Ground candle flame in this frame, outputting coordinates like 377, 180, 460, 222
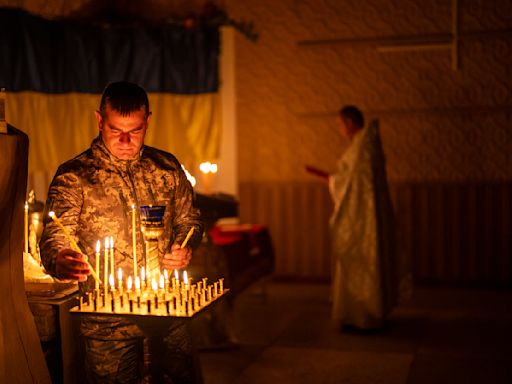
174, 269, 179, 281
96, 240, 101, 253
118, 267, 122, 281
199, 161, 218, 174
105, 237, 109, 248
135, 276, 141, 290
24, 202, 29, 210
183, 270, 188, 285
109, 274, 114, 287
127, 276, 133, 290
164, 269, 169, 280
141, 266, 145, 281
151, 278, 157, 291
159, 274, 165, 289
48, 211, 55, 218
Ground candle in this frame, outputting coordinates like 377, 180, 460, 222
109, 274, 115, 293
104, 237, 109, 296
135, 276, 141, 295
151, 278, 157, 292
110, 236, 115, 279
164, 269, 169, 291
48, 211, 101, 284
127, 276, 133, 291
24, 202, 29, 254
183, 270, 189, 288
95, 240, 100, 290
118, 267, 123, 291
180, 227, 195, 249
131, 204, 137, 277
159, 274, 165, 290
141, 266, 146, 288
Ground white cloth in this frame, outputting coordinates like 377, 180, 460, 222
329, 120, 408, 329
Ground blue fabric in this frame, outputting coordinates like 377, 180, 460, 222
0, 8, 219, 94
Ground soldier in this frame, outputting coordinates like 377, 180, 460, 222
40, 81, 204, 383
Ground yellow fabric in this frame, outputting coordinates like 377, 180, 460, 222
6, 91, 220, 177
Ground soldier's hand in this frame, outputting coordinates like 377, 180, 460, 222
55, 248, 90, 282
162, 244, 192, 270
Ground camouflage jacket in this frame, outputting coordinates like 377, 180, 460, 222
40, 136, 203, 290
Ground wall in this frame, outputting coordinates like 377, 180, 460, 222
228, 0, 512, 285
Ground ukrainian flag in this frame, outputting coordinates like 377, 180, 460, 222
0, 8, 220, 195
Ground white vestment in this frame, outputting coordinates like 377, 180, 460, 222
329, 121, 408, 329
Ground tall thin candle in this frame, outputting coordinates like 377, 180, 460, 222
48, 211, 101, 284
104, 237, 109, 296
110, 236, 115, 279
131, 204, 137, 277
95, 240, 100, 290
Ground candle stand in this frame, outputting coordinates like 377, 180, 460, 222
70, 277, 227, 318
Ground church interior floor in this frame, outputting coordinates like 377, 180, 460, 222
198, 281, 512, 384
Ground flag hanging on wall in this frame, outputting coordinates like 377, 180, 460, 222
0, 8, 220, 192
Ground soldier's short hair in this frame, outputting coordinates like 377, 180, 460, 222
99, 81, 150, 118
339, 105, 364, 128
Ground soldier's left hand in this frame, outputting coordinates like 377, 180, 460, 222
162, 243, 192, 270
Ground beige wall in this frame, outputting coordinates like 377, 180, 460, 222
228, 0, 512, 283
228, 0, 511, 183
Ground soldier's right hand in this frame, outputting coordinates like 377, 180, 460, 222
55, 248, 90, 282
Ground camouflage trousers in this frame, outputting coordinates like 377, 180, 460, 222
80, 316, 203, 384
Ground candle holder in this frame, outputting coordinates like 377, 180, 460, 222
140, 205, 165, 277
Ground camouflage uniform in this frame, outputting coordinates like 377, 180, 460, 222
40, 136, 204, 383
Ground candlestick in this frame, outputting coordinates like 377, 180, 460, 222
24, 202, 29, 254
48, 211, 101, 285
131, 204, 138, 277
95, 240, 100, 290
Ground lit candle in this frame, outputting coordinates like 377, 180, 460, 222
127, 276, 133, 291
95, 240, 100, 290
183, 270, 189, 287
151, 278, 157, 292
24, 202, 29, 254
131, 204, 137, 277
104, 237, 109, 296
159, 274, 165, 290
141, 266, 146, 288
118, 267, 123, 291
47, 211, 101, 286
180, 227, 195, 249
164, 269, 169, 291
110, 236, 115, 279
135, 276, 141, 293
174, 269, 179, 284
109, 274, 115, 293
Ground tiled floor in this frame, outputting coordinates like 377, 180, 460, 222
198, 282, 512, 384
